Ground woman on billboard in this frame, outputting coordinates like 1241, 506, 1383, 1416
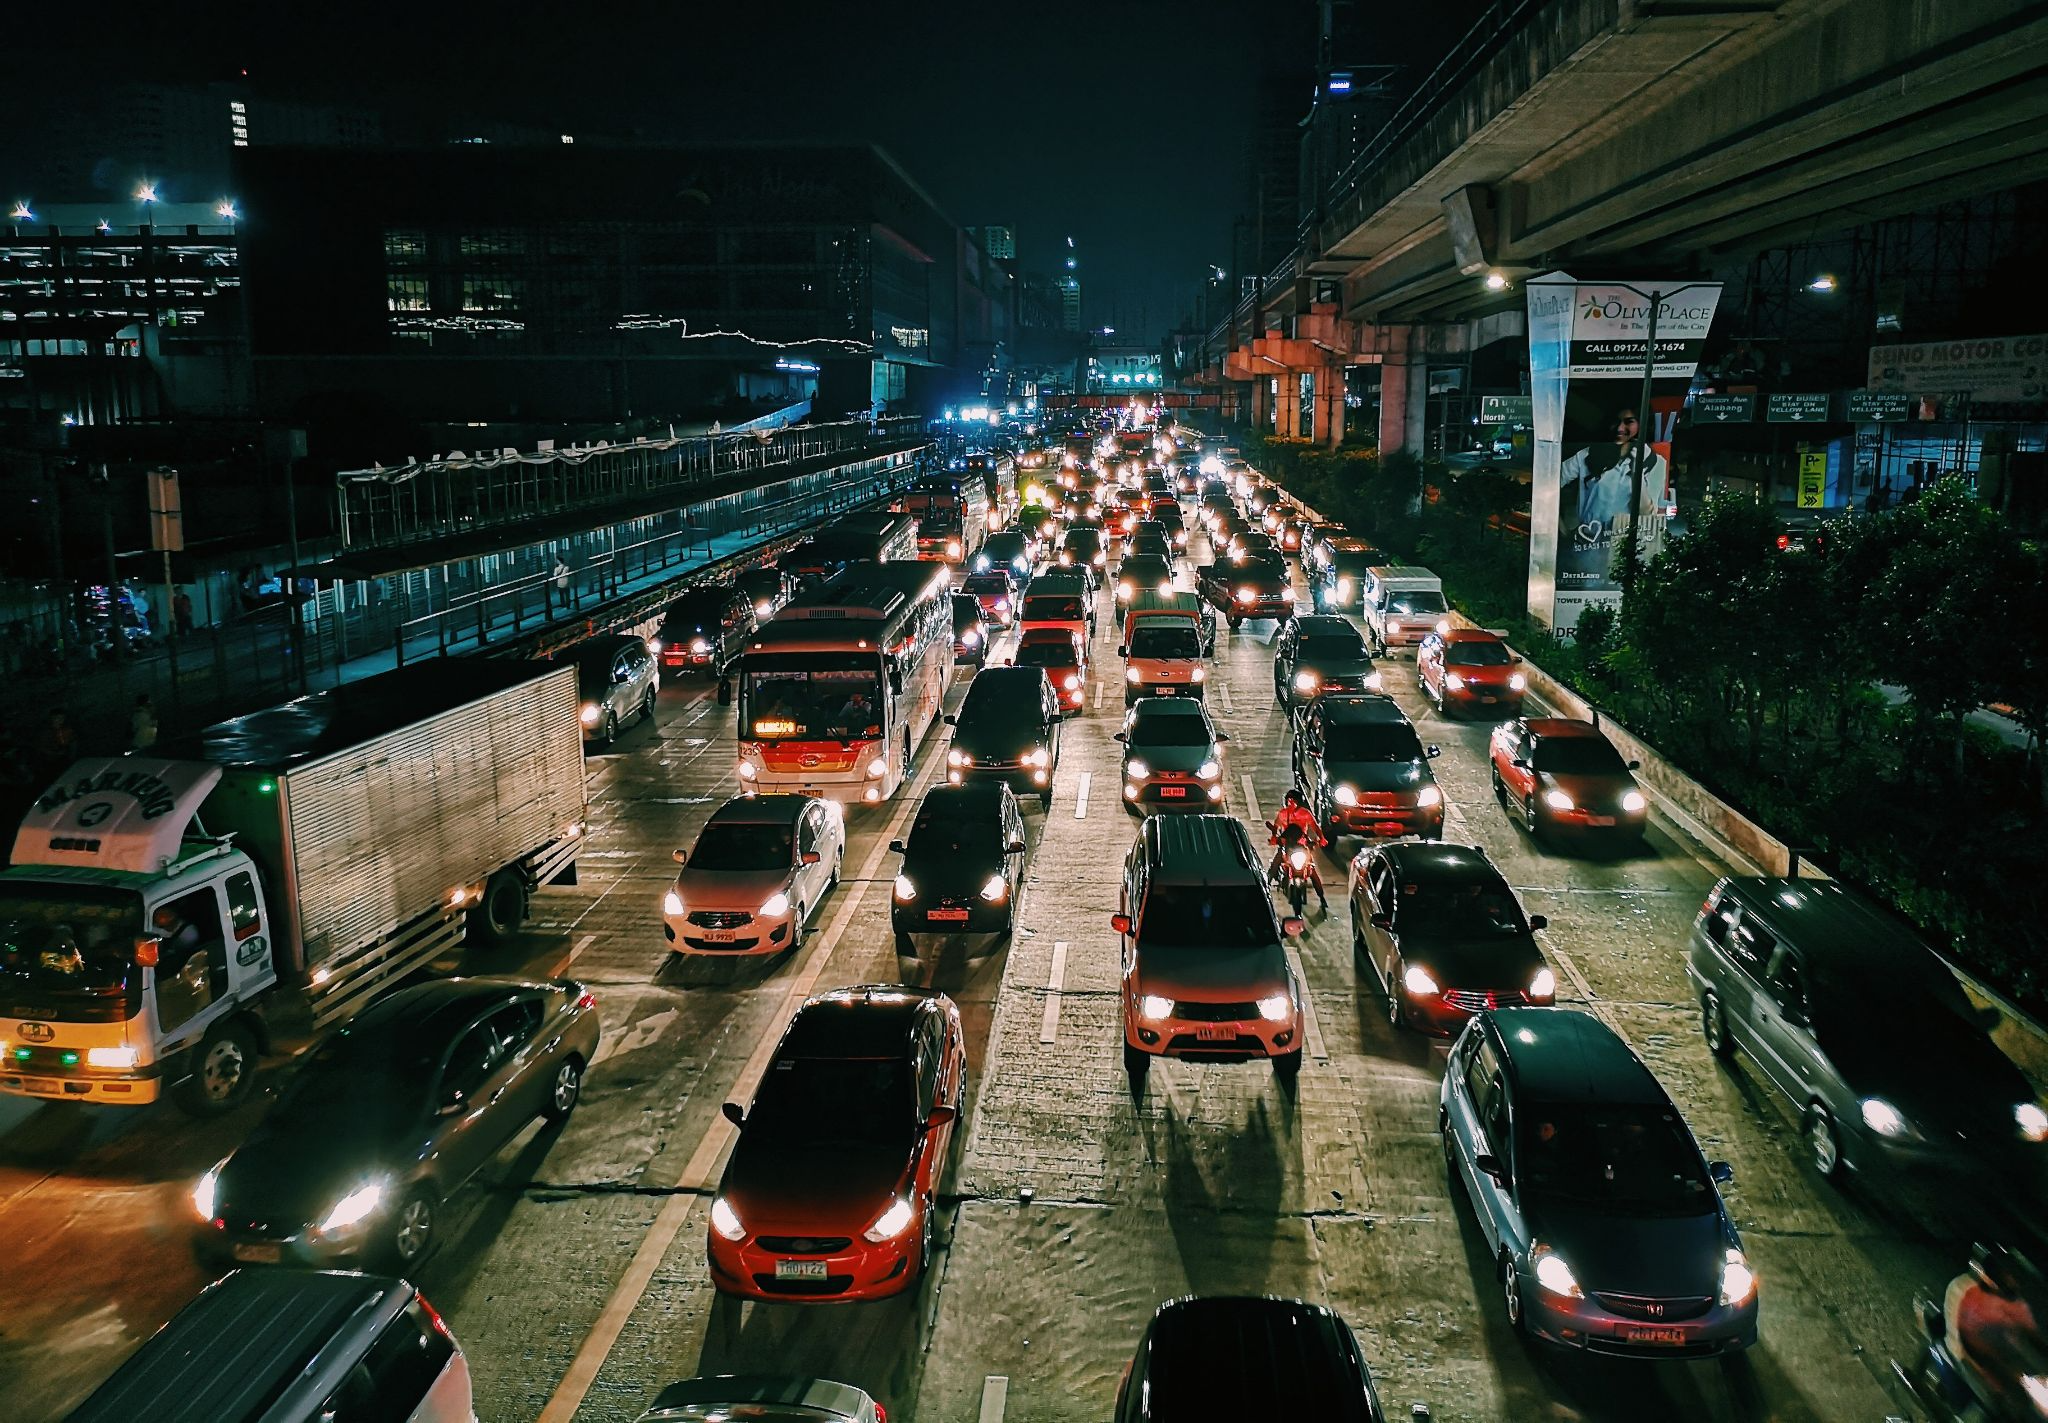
1556, 404, 1667, 591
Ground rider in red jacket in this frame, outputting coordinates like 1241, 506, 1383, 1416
1268, 789, 1328, 909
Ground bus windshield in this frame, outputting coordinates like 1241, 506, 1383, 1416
0, 881, 143, 1018
742, 657, 885, 740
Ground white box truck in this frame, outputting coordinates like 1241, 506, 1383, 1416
0, 660, 587, 1116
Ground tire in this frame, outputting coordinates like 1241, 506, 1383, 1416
786, 905, 806, 957
1123, 1042, 1150, 1081
601, 709, 619, 747
1805, 1103, 1844, 1179
641, 688, 658, 725
1701, 992, 1735, 1060
542, 1056, 584, 1122
387, 1190, 438, 1272
468, 869, 527, 948
827, 847, 843, 891
1386, 961, 1408, 1029
173, 1018, 260, 1116
1491, 766, 1507, 804
1522, 793, 1541, 837
1286, 880, 1307, 918
1040, 789, 1054, 810
1501, 1253, 1528, 1335
1273, 1047, 1303, 1082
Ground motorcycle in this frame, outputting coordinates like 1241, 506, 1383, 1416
1267, 821, 1319, 918
1894, 1244, 2048, 1422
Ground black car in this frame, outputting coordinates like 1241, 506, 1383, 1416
735, 566, 796, 622
1272, 614, 1381, 707
193, 978, 600, 1272
659, 586, 755, 676
1350, 841, 1554, 1035
1115, 553, 1176, 605
945, 665, 1063, 807
1115, 1296, 1386, 1422
890, 783, 1029, 950
1293, 695, 1444, 842
951, 593, 990, 667
1059, 525, 1108, 573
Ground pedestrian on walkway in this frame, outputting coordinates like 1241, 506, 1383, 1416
173, 589, 195, 638
131, 694, 159, 751
551, 555, 572, 613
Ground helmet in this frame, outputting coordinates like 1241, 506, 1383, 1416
1284, 789, 1304, 807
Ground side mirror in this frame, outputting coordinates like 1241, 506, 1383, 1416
1709, 1160, 1734, 1184
1511, 757, 1530, 770
889, 838, 906, 854
943, 714, 956, 726
1512, 655, 1523, 665
926, 1104, 958, 1130
1528, 914, 1548, 931
1370, 912, 1392, 930
1976, 1003, 2005, 1033
1282, 916, 1307, 937
438, 1091, 467, 1117
1426, 745, 1441, 759
1474, 1153, 1507, 1185
721, 1101, 746, 1129
1216, 731, 1230, 743
1007, 840, 1027, 856
801, 849, 821, 866
1110, 912, 1133, 935
1116, 644, 1128, 656
1627, 759, 1642, 771
1112, 731, 1126, 743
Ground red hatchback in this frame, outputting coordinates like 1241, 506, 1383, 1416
1489, 718, 1648, 844
1417, 628, 1527, 717
708, 987, 966, 1303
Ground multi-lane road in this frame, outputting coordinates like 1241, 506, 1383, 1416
0, 527, 1972, 1421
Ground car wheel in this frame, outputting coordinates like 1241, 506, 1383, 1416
1501, 1253, 1528, 1335
1441, 1116, 1460, 1184
542, 1056, 584, 1122
1122, 1042, 1149, 1081
1491, 765, 1507, 803
827, 847, 843, 891
1041, 788, 1054, 810
786, 906, 806, 956
467, 868, 528, 948
1385, 960, 1407, 1028
601, 709, 619, 747
173, 1018, 260, 1116
641, 688, 658, 725
1805, 1103, 1844, 1179
1522, 793, 1541, 836
1701, 992, 1735, 1060
389, 1190, 438, 1272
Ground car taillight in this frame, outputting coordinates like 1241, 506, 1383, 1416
576, 990, 597, 1011
874, 1406, 887, 1423
416, 1292, 455, 1341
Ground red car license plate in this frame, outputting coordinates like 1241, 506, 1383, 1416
774, 1259, 829, 1280
1158, 785, 1186, 798
928, 907, 970, 923
1195, 1024, 1233, 1041
1623, 1325, 1684, 1346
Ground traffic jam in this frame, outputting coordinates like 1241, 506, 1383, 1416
3, 418, 2044, 1422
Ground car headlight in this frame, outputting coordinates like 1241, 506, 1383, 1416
1138, 994, 1174, 1021
580, 704, 602, 726
755, 600, 774, 617
1197, 759, 1220, 780
1293, 671, 1318, 693
1126, 666, 1143, 683
979, 874, 1008, 902
1532, 1245, 1583, 1298
1257, 993, 1291, 1023
1333, 784, 1358, 807
1509, 673, 1527, 691
1444, 672, 1466, 691
86, 1044, 138, 1069
758, 891, 790, 918
894, 874, 916, 901
1125, 758, 1150, 779
710, 1196, 747, 1241
1860, 1097, 1914, 1138
2017, 1102, 2048, 1142
1026, 746, 1050, 768
192, 1165, 221, 1221
1117, 581, 1134, 600
1094, 552, 1106, 566
1529, 967, 1557, 999
1236, 588, 1254, 603
1719, 1247, 1757, 1307
947, 749, 968, 768
1621, 790, 1647, 814
1402, 963, 1440, 996
1543, 788, 1575, 811
1063, 674, 1080, 691
947, 540, 962, 558
1336, 578, 1352, 599
961, 629, 980, 647
863, 1196, 917, 1243
1415, 785, 1443, 808
1435, 619, 1450, 634
317, 1181, 385, 1235
867, 756, 889, 778
663, 889, 684, 916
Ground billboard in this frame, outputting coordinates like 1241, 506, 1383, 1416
1866, 334, 2048, 402
1526, 275, 1721, 637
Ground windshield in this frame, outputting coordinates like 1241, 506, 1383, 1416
273, 1035, 421, 1135
1129, 715, 1213, 748
1387, 590, 1447, 615
748, 1057, 913, 1145
1064, 531, 1102, 554
1137, 885, 1277, 949
1122, 558, 1170, 580
907, 808, 1001, 856
1300, 634, 1366, 662
1399, 882, 1527, 937
1017, 642, 1078, 669
0, 882, 143, 1009
1128, 624, 1201, 659
688, 824, 794, 872
1445, 642, 1512, 667
1325, 723, 1423, 761
964, 576, 1010, 596
1332, 554, 1377, 575
1534, 738, 1629, 776
1023, 596, 1084, 622
742, 658, 884, 741
1517, 1102, 1717, 1216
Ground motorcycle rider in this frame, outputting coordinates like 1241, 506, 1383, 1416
1943, 1242, 2048, 1421
1267, 788, 1329, 909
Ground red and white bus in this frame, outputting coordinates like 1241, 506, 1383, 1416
736, 562, 951, 804
900, 475, 991, 564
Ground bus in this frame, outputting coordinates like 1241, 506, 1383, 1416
902, 475, 991, 564
736, 561, 952, 804
782, 512, 919, 585
961, 451, 1018, 526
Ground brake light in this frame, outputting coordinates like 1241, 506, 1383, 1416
1776, 534, 1791, 551
416, 1292, 455, 1341
575, 990, 597, 1011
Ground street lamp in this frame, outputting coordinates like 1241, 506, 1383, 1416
135, 182, 158, 205
1484, 272, 1509, 291
9, 200, 31, 222
216, 200, 239, 222
1806, 274, 1837, 292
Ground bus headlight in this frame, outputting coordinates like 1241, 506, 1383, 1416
867, 756, 890, 778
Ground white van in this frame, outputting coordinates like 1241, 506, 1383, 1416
1360, 565, 1448, 654
68, 1270, 473, 1423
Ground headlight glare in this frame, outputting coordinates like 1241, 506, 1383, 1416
1257, 993, 1291, 1023
1861, 1097, 1911, 1137
1533, 1246, 1583, 1298
193, 1166, 220, 1221
1138, 994, 1173, 1021
2017, 1101, 2048, 1142
1509, 673, 1527, 691
710, 1196, 747, 1241
1402, 963, 1440, 996
1197, 759, 1220, 780
1333, 784, 1358, 807
1124, 758, 1149, 780
1622, 790, 1647, 814
863, 1197, 916, 1243
1543, 788, 1575, 811
893, 874, 916, 901
1126, 666, 1142, 683
758, 891, 790, 918
1444, 672, 1466, 691
1529, 967, 1557, 999
979, 874, 1008, 902
1416, 785, 1442, 808
867, 756, 890, 778
1293, 671, 1318, 692
663, 889, 684, 916
1720, 1248, 1757, 1306
318, 1181, 385, 1235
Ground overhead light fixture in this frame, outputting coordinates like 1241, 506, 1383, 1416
1807, 275, 1837, 292
1485, 272, 1509, 292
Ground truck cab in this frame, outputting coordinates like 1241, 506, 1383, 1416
0, 760, 277, 1114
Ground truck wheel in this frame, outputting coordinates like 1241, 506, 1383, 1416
468, 869, 528, 948
174, 1019, 260, 1116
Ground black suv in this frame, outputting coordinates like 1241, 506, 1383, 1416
1272, 614, 1381, 708
1116, 1296, 1385, 1422
1292, 695, 1443, 843
889, 783, 1029, 952
658, 585, 755, 676
944, 666, 1063, 808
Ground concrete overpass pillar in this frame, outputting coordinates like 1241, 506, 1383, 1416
1251, 375, 1271, 433
1276, 374, 1300, 439
1319, 366, 1346, 448
1378, 352, 1427, 456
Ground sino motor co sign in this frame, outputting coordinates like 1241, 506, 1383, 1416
1866, 334, 2048, 403
1565, 284, 1723, 379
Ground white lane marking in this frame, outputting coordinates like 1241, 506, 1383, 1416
1074, 770, 1092, 819
1287, 947, 1329, 1060
1239, 774, 1262, 825
591, 1006, 675, 1067
537, 750, 943, 1423
1094, 677, 1106, 710
979, 1375, 1010, 1423
1540, 931, 1600, 1008
1216, 680, 1235, 713
549, 932, 598, 977
1040, 941, 1069, 1044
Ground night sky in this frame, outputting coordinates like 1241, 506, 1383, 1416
4, 0, 1486, 341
